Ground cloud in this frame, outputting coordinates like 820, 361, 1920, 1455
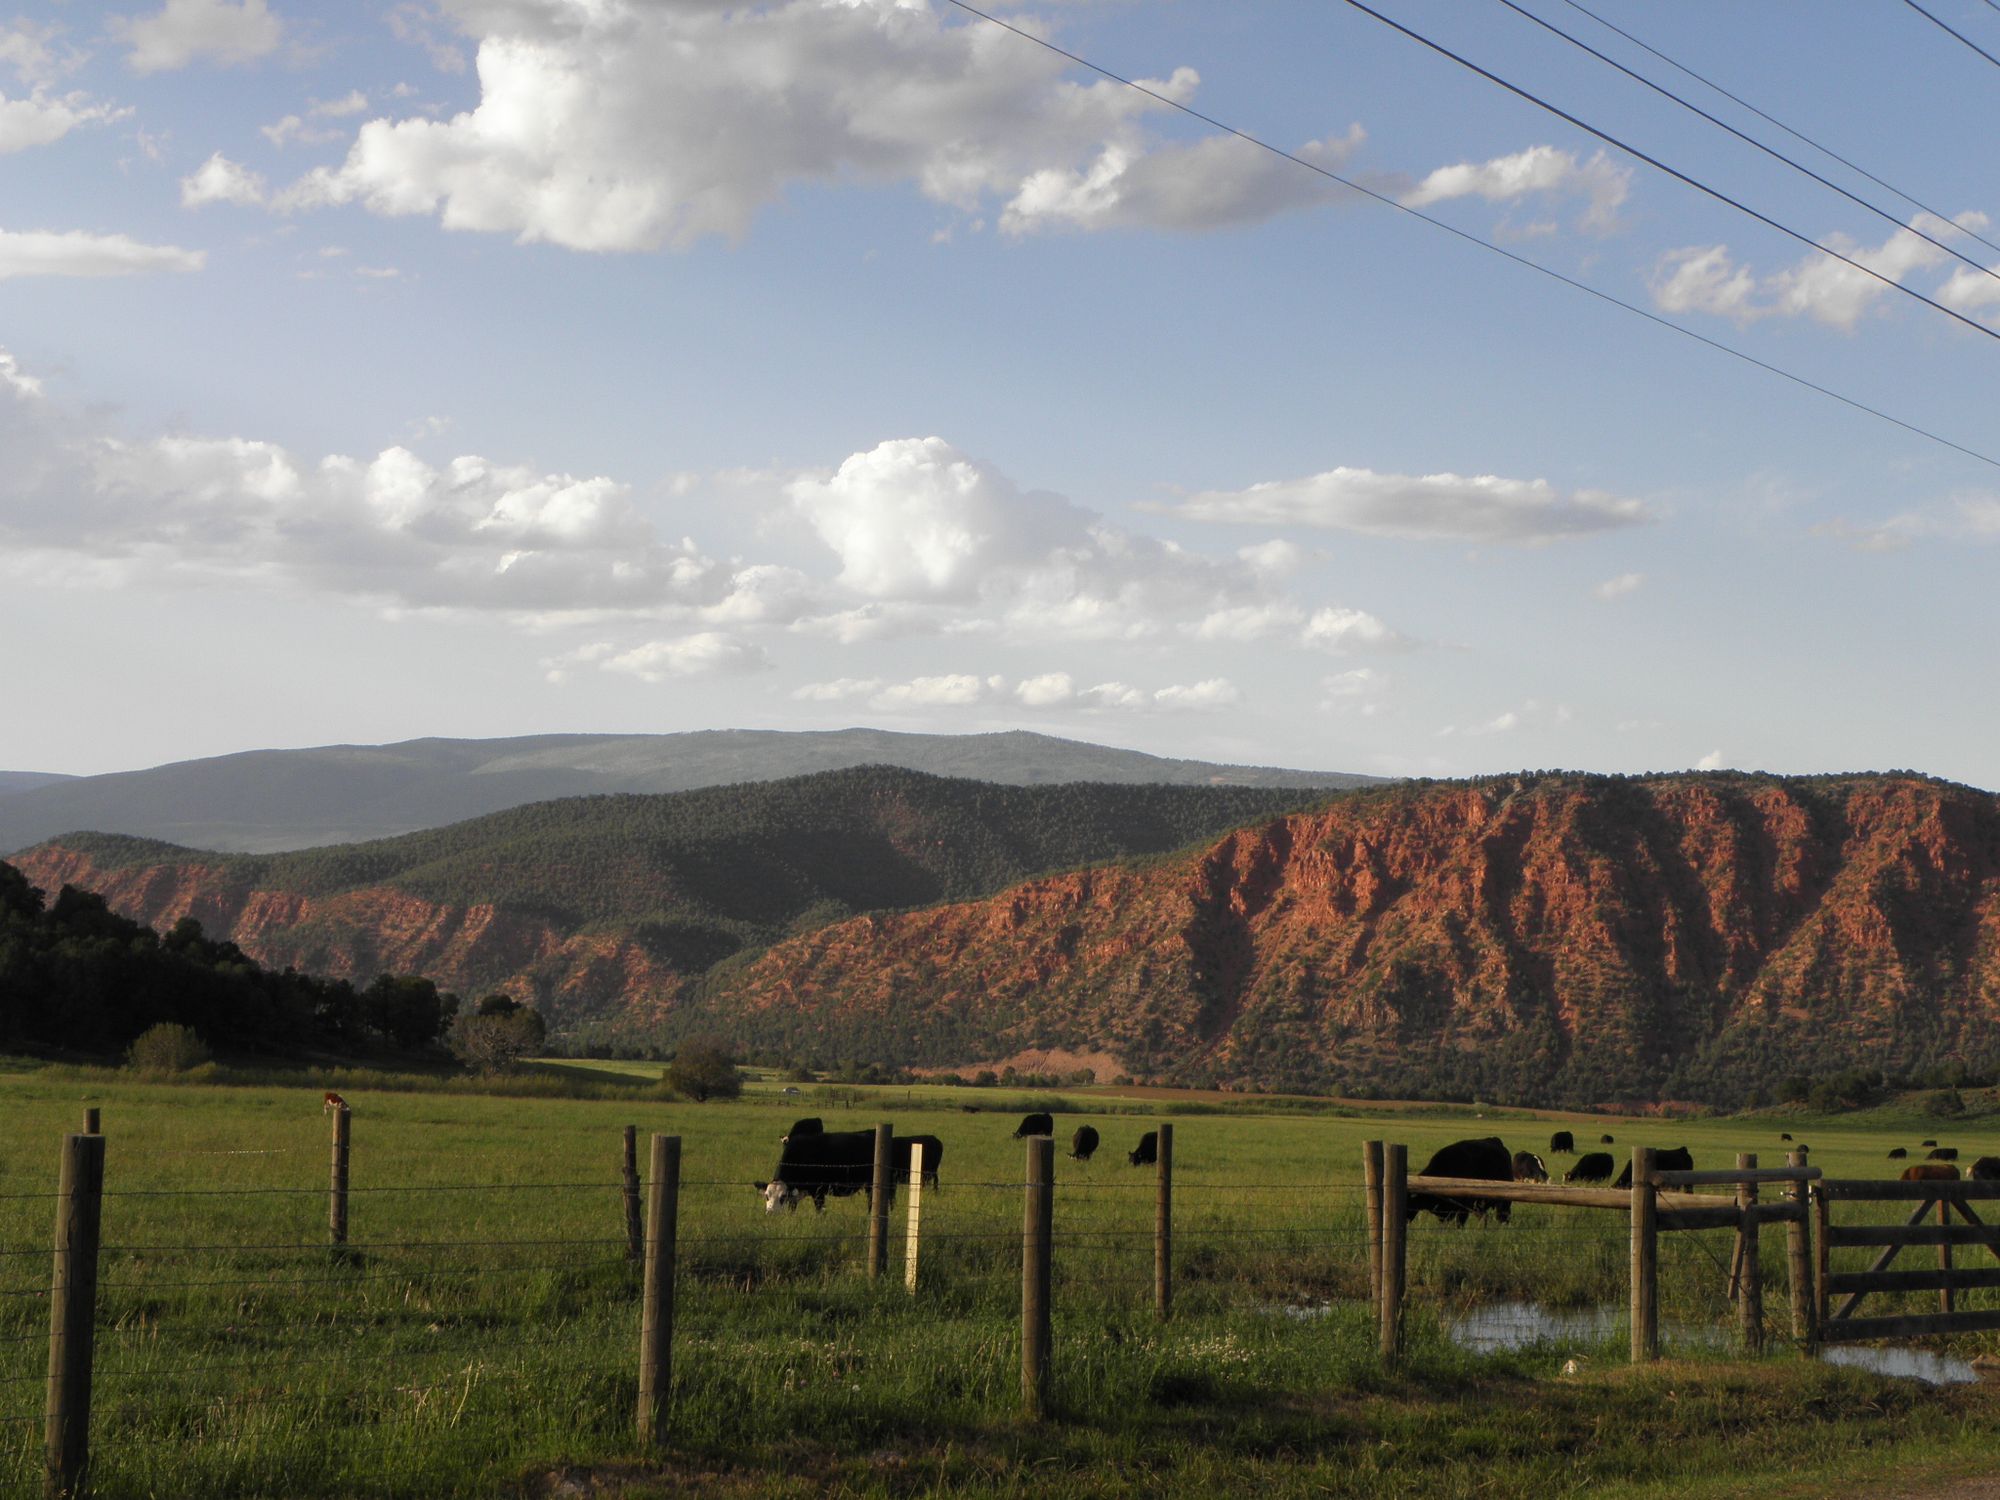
180, 151, 266, 207
1812, 494, 2000, 552
1302, 606, 1409, 653
1400, 144, 1629, 231
1592, 571, 1643, 600
601, 633, 773, 681
1695, 750, 1724, 771
116, 0, 282, 73
0, 89, 127, 155
1163, 464, 1649, 543
263, 92, 372, 148
1652, 214, 1975, 330
284, 1, 1356, 250
0, 229, 204, 279
1320, 666, 1388, 716
791, 670, 1244, 713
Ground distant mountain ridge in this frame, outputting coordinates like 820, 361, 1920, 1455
0, 729, 1378, 854
0, 772, 76, 798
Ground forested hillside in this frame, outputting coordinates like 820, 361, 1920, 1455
15, 768, 1331, 1030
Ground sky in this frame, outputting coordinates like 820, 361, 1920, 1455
0, 0, 1995, 787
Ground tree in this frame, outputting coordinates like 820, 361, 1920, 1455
447, 1001, 547, 1075
126, 1022, 211, 1074
668, 1039, 742, 1102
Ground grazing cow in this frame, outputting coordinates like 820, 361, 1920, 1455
1923, 1140, 1939, 1148
1408, 1137, 1516, 1225
322, 1090, 347, 1114
783, 1117, 823, 1141
757, 1130, 942, 1212
1069, 1125, 1100, 1162
1512, 1151, 1549, 1183
1780, 1133, 1793, 1142
1567, 1152, 1615, 1184
1902, 1163, 1960, 1183
1970, 1157, 2000, 1181
1928, 1147, 1960, 1162
1600, 1134, 1616, 1145
1888, 1147, 1908, 1160
1013, 1112, 1055, 1139
1549, 1131, 1575, 1155
1129, 1130, 1159, 1167
1614, 1147, 1695, 1189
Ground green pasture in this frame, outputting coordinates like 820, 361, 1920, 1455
0, 1068, 1997, 1497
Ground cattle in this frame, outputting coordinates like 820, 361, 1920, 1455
322, 1090, 347, 1114
1512, 1151, 1548, 1183
1614, 1147, 1694, 1189
1923, 1140, 1939, 1148
757, 1129, 943, 1212
783, 1117, 823, 1141
1129, 1130, 1159, 1167
1566, 1152, 1615, 1184
1549, 1131, 1574, 1155
1929, 1147, 1960, 1161
1069, 1125, 1100, 1162
1970, 1157, 2000, 1181
1902, 1163, 1960, 1183
1888, 1147, 1908, 1160
1780, 1133, 1793, 1142
1014, 1112, 1055, 1139
1600, 1134, 1616, 1145
1408, 1137, 1515, 1225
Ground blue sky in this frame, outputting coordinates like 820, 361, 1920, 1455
1, 0, 1995, 786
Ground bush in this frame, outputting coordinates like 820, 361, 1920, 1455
1924, 1088, 1967, 1118
668, 1040, 742, 1102
447, 1003, 547, 1075
126, 1023, 212, 1074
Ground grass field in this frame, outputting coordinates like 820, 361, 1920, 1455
2, 1065, 1998, 1497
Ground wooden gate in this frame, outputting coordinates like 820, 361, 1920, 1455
1816, 1177, 2000, 1342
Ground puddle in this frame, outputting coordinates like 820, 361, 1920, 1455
1820, 1345, 1978, 1385
1448, 1299, 1726, 1355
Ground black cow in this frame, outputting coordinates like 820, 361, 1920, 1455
1129, 1130, 1159, 1167
757, 1130, 942, 1212
1512, 1151, 1548, 1183
1780, 1133, 1793, 1142
1069, 1125, 1100, 1162
1614, 1147, 1694, 1189
1970, 1157, 2000, 1181
1014, 1112, 1055, 1139
783, 1117, 823, 1141
1888, 1147, 1908, 1160
1408, 1137, 1515, 1225
1549, 1131, 1575, 1155
1923, 1140, 1939, 1148
1600, 1134, 1616, 1145
1928, 1147, 1960, 1162
898, 1134, 944, 1190
1567, 1152, 1615, 1184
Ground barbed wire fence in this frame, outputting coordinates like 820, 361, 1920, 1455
1, 1113, 1839, 1498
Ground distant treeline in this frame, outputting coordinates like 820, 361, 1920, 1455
0, 862, 454, 1062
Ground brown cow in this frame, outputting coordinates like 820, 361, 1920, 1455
1901, 1163, 1960, 1182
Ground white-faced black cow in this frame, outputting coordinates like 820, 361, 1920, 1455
1970, 1156, 2000, 1180
1014, 1112, 1054, 1139
1070, 1126, 1100, 1162
758, 1130, 944, 1212
1409, 1137, 1516, 1225
1512, 1151, 1548, 1183
1129, 1130, 1158, 1167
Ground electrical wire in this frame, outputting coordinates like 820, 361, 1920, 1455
1336, 0, 2000, 343
1902, 0, 2000, 70
936, 0, 2000, 471
1496, 0, 2000, 283
1556, 0, 2000, 261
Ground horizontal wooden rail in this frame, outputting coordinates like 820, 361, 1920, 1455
1406, 1175, 1716, 1213
1653, 1167, 1821, 1187
1822, 1308, 2000, 1343
1829, 1222, 2000, 1248
1827, 1266, 2000, 1295
1658, 1201, 1804, 1233
1821, 1179, 2000, 1201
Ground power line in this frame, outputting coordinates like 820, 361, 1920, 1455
1496, 0, 2000, 285
1902, 0, 2000, 70
1555, 0, 2000, 263
1337, 0, 2000, 344
936, 0, 2000, 472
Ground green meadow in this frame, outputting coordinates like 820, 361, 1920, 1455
2, 1064, 1998, 1498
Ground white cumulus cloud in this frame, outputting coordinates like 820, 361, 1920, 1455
0, 88, 126, 155
116, 0, 283, 74
181, 151, 266, 207
0, 229, 204, 279
1592, 571, 1644, 600
1401, 144, 1629, 231
602, 633, 772, 681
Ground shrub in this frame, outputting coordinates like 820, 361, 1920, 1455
668, 1040, 742, 1102
126, 1023, 212, 1074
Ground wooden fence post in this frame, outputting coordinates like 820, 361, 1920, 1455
1737, 1153, 1763, 1355
636, 1133, 680, 1449
621, 1125, 644, 1263
904, 1142, 924, 1294
80, 1109, 98, 1136
1630, 1146, 1657, 1363
1022, 1135, 1053, 1419
1379, 1144, 1407, 1367
1363, 1140, 1384, 1307
1787, 1147, 1814, 1349
1155, 1123, 1173, 1322
44, 1132, 104, 1500
327, 1104, 350, 1254
867, 1123, 893, 1282
1939, 1196, 1955, 1316
1812, 1182, 1831, 1333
